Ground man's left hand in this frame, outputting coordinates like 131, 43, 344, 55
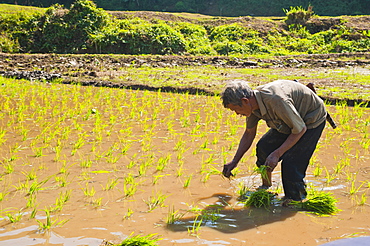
265, 151, 279, 171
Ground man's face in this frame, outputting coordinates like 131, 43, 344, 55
227, 98, 252, 117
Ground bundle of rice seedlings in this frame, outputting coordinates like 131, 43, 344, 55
244, 189, 276, 209
117, 233, 161, 246
288, 191, 340, 215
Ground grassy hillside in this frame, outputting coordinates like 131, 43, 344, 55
1, 2, 370, 55
0, 3, 45, 15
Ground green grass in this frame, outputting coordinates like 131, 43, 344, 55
105, 65, 370, 100
0, 4, 45, 16
116, 233, 161, 246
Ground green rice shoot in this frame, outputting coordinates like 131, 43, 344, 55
288, 191, 340, 215
117, 233, 161, 246
244, 189, 276, 209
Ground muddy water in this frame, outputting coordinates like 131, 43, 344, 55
0, 80, 369, 245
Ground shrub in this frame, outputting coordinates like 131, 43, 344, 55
173, 22, 215, 55
284, 6, 314, 25
120, 21, 187, 55
0, 32, 19, 52
209, 23, 259, 42
29, 0, 111, 53
212, 41, 245, 55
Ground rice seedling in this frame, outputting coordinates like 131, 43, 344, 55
355, 192, 367, 206
324, 167, 336, 184
4, 211, 23, 223
71, 136, 85, 156
288, 191, 340, 215
91, 197, 104, 208
123, 208, 134, 220
123, 183, 137, 198
188, 215, 203, 237
176, 164, 184, 177
153, 174, 169, 185
26, 177, 50, 196
83, 184, 96, 197
103, 178, 119, 191
37, 209, 68, 231
156, 154, 171, 172
244, 189, 276, 209
32, 146, 46, 158
55, 173, 70, 187
183, 175, 192, 188
30, 208, 37, 219
348, 178, 364, 196
313, 165, 323, 177
26, 194, 37, 208
117, 233, 162, 246
3, 161, 14, 174
80, 159, 92, 168
51, 190, 71, 212
166, 206, 186, 224
144, 192, 168, 212
0, 129, 7, 146
0, 192, 8, 202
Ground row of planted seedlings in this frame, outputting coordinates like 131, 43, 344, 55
0, 77, 251, 236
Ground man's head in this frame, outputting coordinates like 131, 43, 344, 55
221, 80, 255, 117
221, 80, 254, 107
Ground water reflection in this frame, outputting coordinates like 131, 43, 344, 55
0, 225, 103, 246
167, 193, 297, 233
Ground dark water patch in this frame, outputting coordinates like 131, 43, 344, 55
166, 193, 297, 234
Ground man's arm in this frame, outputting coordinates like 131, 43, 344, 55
222, 124, 257, 177
264, 125, 307, 171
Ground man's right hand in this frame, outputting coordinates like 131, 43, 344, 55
222, 161, 238, 178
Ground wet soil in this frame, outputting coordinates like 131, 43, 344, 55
0, 79, 369, 246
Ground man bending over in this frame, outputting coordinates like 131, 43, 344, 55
221, 80, 327, 202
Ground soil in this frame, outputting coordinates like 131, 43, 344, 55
0, 72, 369, 246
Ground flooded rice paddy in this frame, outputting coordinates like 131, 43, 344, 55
0, 79, 369, 245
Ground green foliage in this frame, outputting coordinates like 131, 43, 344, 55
210, 23, 267, 55
0, 32, 19, 52
244, 189, 276, 209
0, 4, 45, 16
122, 21, 187, 55
1, 1, 370, 55
2, 1, 370, 17
284, 6, 314, 25
29, 0, 111, 53
210, 23, 258, 42
173, 22, 215, 55
117, 233, 161, 246
289, 191, 340, 215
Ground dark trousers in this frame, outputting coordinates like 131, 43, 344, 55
256, 121, 325, 200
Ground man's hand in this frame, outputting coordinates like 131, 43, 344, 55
222, 161, 238, 178
264, 151, 279, 171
